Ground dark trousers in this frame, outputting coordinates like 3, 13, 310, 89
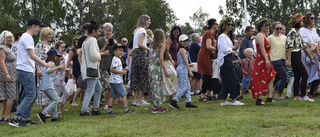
201, 74, 212, 94
211, 78, 221, 94
272, 59, 287, 94
219, 54, 240, 99
309, 80, 320, 95
291, 51, 308, 97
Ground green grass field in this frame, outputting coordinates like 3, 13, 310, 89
1, 94, 320, 137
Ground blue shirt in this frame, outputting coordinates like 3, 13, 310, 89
189, 42, 200, 62
40, 64, 56, 91
306, 55, 320, 83
239, 35, 253, 60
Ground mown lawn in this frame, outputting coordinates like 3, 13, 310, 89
1, 94, 320, 137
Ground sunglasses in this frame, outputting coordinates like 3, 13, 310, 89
276, 28, 282, 31
310, 17, 315, 20
264, 24, 270, 27
122, 41, 127, 42
227, 23, 233, 26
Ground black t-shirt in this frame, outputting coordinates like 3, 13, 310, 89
77, 36, 87, 49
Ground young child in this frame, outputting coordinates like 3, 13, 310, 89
306, 42, 320, 97
37, 48, 64, 123
161, 46, 178, 102
106, 43, 136, 114
54, 41, 69, 113
149, 29, 170, 113
285, 66, 294, 99
239, 48, 255, 99
169, 34, 197, 109
211, 52, 221, 101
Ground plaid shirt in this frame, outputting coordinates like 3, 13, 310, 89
286, 28, 307, 52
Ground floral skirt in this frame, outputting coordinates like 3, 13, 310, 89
130, 48, 150, 93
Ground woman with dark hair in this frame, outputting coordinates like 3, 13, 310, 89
251, 18, 276, 105
166, 26, 181, 67
300, 12, 320, 44
216, 16, 243, 106
286, 13, 315, 101
79, 19, 102, 116
197, 18, 218, 102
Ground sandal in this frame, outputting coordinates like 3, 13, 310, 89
206, 96, 213, 101
256, 99, 265, 105
199, 96, 207, 102
266, 98, 275, 103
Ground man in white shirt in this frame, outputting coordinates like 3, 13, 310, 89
9, 18, 54, 127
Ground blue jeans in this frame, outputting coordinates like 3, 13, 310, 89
81, 78, 102, 112
14, 70, 36, 121
272, 59, 287, 94
110, 83, 127, 98
41, 89, 59, 119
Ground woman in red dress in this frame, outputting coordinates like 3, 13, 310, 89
251, 18, 276, 105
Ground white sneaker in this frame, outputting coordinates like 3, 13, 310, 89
230, 100, 245, 106
301, 96, 314, 102
141, 100, 151, 106
103, 105, 108, 110
220, 101, 231, 106
131, 100, 137, 106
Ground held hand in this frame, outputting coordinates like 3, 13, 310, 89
189, 63, 194, 67
123, 69, 128, 75
6, 75, 12, 83
66, 68, 71, 72
286, 61, 291, 67
124, 68, 129, 72
266, 59, 271, 69
58, 65, 65, 69
37, 69, 42, 77
244, 72, 248, 75
46, 62, 55, 68
104, 50, 109, 55
189, 71, 194, 77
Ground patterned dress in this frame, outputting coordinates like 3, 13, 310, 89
34, 42, 51, 106
161, 60, 178, 96
149, 48, 163, 107
173, 51, 191, 102
0, 45, 18, 100
130, 48, 150, 93
251, 37, 276, 98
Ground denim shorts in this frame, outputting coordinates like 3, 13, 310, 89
242, 77, 251, 89
110, 83, 127, 98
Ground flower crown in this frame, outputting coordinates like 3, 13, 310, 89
218, 16, 233, 29
288, 12, 304, 26
255, 18, 271, 29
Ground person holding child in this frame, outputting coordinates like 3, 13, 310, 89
106, 43, 136, 114
37, 48, 64, 123
239, 48, 255, 99
169, 34, 198, 109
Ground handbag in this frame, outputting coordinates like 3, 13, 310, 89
188, 54, 198, 72
83, 45, 99, 77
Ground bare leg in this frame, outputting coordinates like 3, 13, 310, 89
268, 78, 275, 98
105, 89, 111, 104
122, 95, 128, 107
0, 100, 6, 119
5, 100, 13, 119
80, 89, 84, 105
72, 88, 83, 104
190, 78, 196, 93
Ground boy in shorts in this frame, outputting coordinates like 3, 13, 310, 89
239, 48, 255, 99
106, 43, 136, 114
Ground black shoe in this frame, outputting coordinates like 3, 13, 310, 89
79, 112, 90, 116
256, 99, 264, 105
9, 118, 20, 127
169, 100, 179, 109
124, 109, 136, 114
91, 110, 101, 116
106, 111, 118, 115
51, 118, 64, 122
25, 120, 38, 125
266, 98, 274, 103
18, 120, 30, 127
186, 102, 198, 108
37, 113, 46, 124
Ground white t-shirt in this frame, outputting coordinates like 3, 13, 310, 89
63, 53, 69, 66
300, 27, 320, 43
109, 56, 123, 83
16, 33, 35, 73
133, 28, 147, 50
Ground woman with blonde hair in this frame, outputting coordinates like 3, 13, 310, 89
34, 27, 53, 115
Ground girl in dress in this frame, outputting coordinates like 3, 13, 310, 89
169, 34, 197, 109
149, 29, 169, 113
161, 47, 178, 102
251, 18, 276, 105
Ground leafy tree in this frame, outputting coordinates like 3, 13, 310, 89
189, 7, 209, 31
180, 22, 194, 34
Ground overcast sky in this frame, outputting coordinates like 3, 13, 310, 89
165, 0, 227, 27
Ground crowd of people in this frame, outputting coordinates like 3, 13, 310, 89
0, 12, 320, 127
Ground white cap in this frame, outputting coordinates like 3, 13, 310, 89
179, 34, 189, 42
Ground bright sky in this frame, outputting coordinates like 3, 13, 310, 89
165, 0, 226, 27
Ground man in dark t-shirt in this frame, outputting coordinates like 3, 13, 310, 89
239, 26, 254, 60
